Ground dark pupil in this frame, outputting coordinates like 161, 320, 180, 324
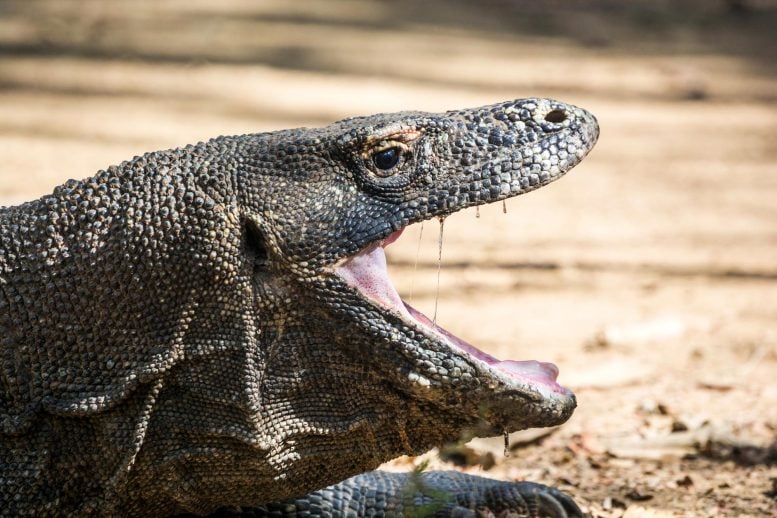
373, 147, 400, 170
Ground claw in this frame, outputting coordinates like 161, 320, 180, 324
535, 490, 570, 517
546, 487, 584, 518
504, 481, 582, 518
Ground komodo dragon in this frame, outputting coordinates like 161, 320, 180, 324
0, 98, 598, 517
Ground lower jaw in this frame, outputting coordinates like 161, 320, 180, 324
402, 301, 572, 397
335, 230, 573, 400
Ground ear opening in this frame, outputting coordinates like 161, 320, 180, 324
243, 218, 268, 270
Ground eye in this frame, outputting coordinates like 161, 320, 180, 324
372, 147, 401, 170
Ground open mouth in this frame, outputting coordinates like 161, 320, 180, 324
335, 224, 572, 398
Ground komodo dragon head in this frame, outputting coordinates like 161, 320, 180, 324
202, 98, 599, 509
0, 98, 597, 515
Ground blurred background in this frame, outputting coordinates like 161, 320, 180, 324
1, 0, 775, 515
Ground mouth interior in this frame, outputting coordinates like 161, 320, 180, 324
335, 225, 570, 396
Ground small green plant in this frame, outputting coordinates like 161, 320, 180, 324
401, 460, 457, 517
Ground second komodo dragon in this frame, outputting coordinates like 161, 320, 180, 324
0, 98, 599, 516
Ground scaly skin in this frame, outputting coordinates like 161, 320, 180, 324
215, 471, 583, 517
0, 98, 598, 516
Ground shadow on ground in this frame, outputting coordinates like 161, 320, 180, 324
1, 0, 776, 86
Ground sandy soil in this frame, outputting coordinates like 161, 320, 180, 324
1, 1, 775, 516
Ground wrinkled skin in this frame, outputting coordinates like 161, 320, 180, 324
0, 98, 598, 516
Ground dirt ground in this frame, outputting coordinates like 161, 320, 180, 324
1, 1, 775, 516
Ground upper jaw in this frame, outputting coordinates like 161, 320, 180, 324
374, 100, 598, 247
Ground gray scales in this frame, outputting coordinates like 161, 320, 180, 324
0, 98, 598, 517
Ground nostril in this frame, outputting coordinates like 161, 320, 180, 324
544, 109, 566, 123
